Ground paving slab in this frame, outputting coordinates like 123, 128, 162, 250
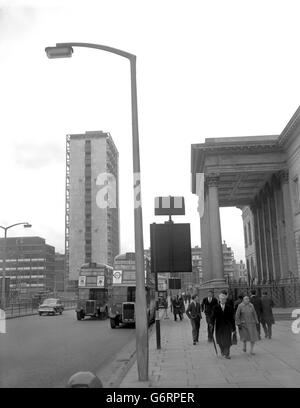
119, 307, 300, 388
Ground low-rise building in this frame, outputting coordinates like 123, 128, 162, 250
0, 236, 55, 300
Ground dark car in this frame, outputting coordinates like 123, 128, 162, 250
38, 298, 64, 316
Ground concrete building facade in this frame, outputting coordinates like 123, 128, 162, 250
222, 241, 235, 282
0, 236, 55, 300
66, 131, 119, 284
54, 253, 65, 292
233, 259, 248, 284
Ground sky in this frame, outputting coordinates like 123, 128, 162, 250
1, 0, 300, 263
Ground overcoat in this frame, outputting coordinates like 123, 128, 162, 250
211, 304, 235, 349
235, 302, 259, 342
261, 296, 275, 325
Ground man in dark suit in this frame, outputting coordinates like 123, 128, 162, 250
201, 290, 218, 342
250, 289, 263, 339
186, 294, 202, 345
261, 291, 275, 339
211, 293, 236, 359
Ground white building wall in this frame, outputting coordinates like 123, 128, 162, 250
285, 130, 300, 277
91, 137, 108, 265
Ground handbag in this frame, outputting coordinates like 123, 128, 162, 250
231, 331, 237, 345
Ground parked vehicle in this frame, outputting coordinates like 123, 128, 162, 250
108, 252, 155, 328
38, 298, 64, 316
76, 262, 113, 320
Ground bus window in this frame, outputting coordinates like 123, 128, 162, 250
127, 287, 136, 302
90, 289, 107, 301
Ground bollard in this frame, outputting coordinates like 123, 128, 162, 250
66, 371, 103, 388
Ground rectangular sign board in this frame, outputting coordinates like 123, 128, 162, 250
150, 223, 192, 273
154, 196, 185, 216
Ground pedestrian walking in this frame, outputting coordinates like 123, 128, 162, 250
235, 295, 259, 355
186, 293, 191, 305
234, 295, 244, 314
211, 292, 236, 359
250, 289, 263, 339
186, 294, 202, 345
172, 295, 181, 321
261, 291, 275, 339
220, 290, 234, 308
178, 295, 185, 320
201, 290, 218, 342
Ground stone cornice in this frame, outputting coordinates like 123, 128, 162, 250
195, 141, 281, 154
278, 106, 300, 148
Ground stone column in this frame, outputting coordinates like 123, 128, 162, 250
257, 195, 268, 284
268, 181, 281, 282
200, 185, 212, 282
263, 185, 274, 283
250, 202, 262, 284
207, 174, 225, 284
273, 174, 288, 280
279, 170, 298, 277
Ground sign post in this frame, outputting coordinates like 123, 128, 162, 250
150, 196, 191, 350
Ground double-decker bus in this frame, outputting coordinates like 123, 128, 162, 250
76, 262, 113, 320
108, 252, 155, 328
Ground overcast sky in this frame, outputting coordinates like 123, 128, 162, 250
1, 0, 300, 263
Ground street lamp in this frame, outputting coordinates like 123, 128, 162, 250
45, 43, 148, 381
0, 222, 32, 310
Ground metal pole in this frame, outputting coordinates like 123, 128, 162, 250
151, 223, 161, 348
130, 56, 148, 381
155, 271, 161, 349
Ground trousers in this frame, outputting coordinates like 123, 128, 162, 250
190, 317, 200, 342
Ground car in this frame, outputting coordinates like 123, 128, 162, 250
38, 298, 64, 316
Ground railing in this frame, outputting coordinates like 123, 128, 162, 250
5, 299, 77, 318
228, 280, 300, 308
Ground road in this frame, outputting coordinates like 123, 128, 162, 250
0, 310, 136, 388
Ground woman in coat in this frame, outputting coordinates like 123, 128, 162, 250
235, 295, 259, 355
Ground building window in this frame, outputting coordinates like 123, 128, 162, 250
248, 222, 252, 246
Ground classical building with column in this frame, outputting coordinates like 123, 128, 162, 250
191, 107, 300, 304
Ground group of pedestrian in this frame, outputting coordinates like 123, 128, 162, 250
171, 295, 185, 321
184, 289, 275, 359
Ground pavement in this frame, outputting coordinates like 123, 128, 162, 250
119, 305, 300, 388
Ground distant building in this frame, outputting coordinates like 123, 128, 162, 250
233, 259, 248, 284
222, 241, 235, 282
66, 131, 120, 287
54, 253, 65, 292
0, 237, 55, 299
242, 206, 257, 284
191, 245, 203, 288
146, 244, 238, 292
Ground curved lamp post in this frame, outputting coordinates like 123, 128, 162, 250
0, 222, 32, 310
45, 43, 148, 381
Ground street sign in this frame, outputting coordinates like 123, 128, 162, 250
78, 276, 86, 287
150, 223, 192, 273
154, 196, 185, 216
168, 278, 181, 289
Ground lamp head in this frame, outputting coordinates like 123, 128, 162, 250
45, 45, 73, 59
24, 223, 32, 228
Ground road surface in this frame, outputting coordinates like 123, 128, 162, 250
0, 310, 136, 387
